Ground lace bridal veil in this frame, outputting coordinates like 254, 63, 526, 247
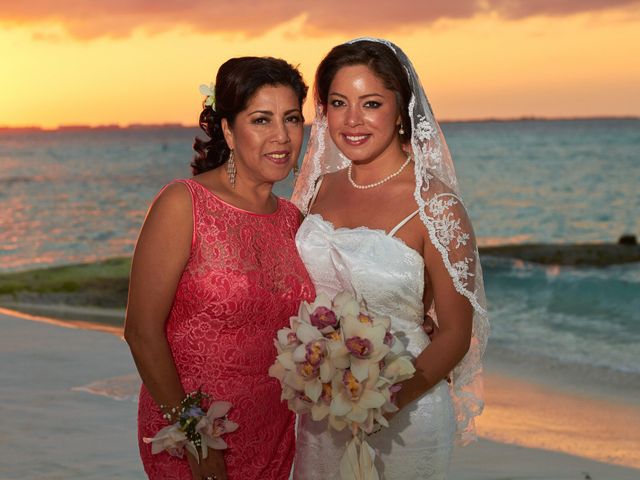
292, 37, 489, 444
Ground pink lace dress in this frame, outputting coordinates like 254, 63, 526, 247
138, 179, 315, 479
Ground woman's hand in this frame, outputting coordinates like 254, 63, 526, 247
422, 313, 438, 341
187, 449, 227, 480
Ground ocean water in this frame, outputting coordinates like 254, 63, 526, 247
1, 119, 639, 378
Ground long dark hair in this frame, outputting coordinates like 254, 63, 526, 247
315, 40, 412, 143
192, 57, 308, 175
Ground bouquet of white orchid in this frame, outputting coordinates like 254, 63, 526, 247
269, 291, 416, 480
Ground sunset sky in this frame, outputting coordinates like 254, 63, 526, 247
1, 1, 639, 129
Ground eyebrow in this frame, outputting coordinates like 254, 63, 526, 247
329, 92, 385, 100
247, 108, 302, 116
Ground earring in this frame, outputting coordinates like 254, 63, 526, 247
227, 149, 236, 188
293, 162, 299, 178
399, 124, 405, 135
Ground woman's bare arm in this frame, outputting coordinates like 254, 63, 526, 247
393, 213, 474, 411
124, 182, 192, 411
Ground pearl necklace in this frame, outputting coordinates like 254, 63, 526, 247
347, 154, 412, 190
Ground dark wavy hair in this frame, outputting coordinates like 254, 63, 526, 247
315, 41, 412, 143
192, 57, 308, 175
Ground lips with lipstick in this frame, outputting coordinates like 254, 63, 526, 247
265, 150, 291, 164
342, 133, 371, 146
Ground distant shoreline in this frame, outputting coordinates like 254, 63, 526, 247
480, 242, 640, 266
1, 115, 639, 132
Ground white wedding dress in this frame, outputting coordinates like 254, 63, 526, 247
292, 212, 456, 480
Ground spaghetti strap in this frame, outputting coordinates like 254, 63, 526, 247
388, 208, 420, 237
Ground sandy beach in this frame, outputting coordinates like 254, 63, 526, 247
1, 306, 638, 479
0, 308, 142, 479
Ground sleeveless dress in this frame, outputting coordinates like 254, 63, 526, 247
137, 179, 315, 480
293, 213, 456, 480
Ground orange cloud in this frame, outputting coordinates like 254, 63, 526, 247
1, 0, 639, 39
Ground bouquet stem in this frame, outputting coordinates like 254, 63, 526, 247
339, 428, 379, 480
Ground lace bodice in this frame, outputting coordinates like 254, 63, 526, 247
138, 179, 315, 480
296, 213, 429, 357
293, 213, 456, 479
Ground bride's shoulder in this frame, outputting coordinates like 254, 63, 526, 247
308, 170, 345, 206
320, 169, 345, 186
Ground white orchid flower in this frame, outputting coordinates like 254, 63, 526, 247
336, 311, 390, 382
298, 292, 340, 333
270, 301, 340, 410
268, 359, 286, 382
199, 82, 215, 107
381, 355, 416, 384
289, 390, 314, 414
332, 291, 360, 318
294, 321, 337, 385
310, 381, 333, 421
330, 364, 386, 424
143, 423, 187, 457
275, 326, 300, 353
196, 401, 239, 455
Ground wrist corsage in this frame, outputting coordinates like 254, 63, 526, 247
143, 388, 238, 461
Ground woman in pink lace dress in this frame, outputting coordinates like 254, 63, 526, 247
124, 57, 314, 480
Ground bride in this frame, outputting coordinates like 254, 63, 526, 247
291, 38, 489, 479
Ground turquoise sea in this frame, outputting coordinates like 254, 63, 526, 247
1, 118, 639, 378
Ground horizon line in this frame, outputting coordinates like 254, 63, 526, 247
1, 114, 639, 132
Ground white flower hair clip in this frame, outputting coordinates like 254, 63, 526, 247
199, 82, 216, 109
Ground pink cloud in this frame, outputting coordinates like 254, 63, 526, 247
1, 0, 638, 39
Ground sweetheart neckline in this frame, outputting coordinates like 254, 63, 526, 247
305, 213, 425, 267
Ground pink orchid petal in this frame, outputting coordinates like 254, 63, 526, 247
207, 401, 232, 419
207, 436, 228, 450
195, 416, 209, 432
223, 420, 239, 433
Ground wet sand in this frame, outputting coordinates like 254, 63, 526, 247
1, 307, 638, 478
